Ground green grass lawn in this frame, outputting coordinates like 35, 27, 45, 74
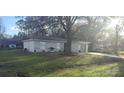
0, 49, 124, 77
119, 51, 124, 56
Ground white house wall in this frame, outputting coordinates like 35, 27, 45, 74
45, 42, 64, 52
24, 41, 29, 50
71, 42, 81, 53
29, 41, 35, 52
24, 41, 35, 52
40, 42, 46, 51
24, 41, 65, 52
85, 43, 88, 53
71, 42, 89, 53
33, 41, 40, 52
23, 39, 89, 53
59, 43, 64, 52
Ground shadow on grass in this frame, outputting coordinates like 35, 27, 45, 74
114, 62, 124, 77
1, 49, 124, 77
23, 55, 119, 76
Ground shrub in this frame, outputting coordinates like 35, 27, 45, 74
16, 71, 30, 77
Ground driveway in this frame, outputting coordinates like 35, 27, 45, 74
88, 52, 124, 59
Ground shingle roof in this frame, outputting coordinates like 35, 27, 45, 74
38, 37, 66, 41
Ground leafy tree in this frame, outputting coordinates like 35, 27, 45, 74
16, 16, 79, 54
16, 16, 49, 38
13, 32, 27, 40
16, 16, 112, 54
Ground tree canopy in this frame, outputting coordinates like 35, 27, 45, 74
16, 16, 124, 55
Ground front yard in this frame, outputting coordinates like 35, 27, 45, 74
0, 49, 124, 77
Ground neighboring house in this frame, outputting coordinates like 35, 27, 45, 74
0, 39, 23, 48
23, 38, 90, 53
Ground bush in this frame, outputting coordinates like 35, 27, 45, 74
16, 71, 30, 77
50, 47, 54, 50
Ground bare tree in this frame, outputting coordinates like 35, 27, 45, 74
109, 17, 124, 55
0, 18, 5, 39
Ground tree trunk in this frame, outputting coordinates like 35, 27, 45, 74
60, 16, 78, 55
65, 30, 72, 55
65, 37, 72, 55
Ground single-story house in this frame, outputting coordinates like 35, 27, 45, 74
23, 38, 90, 53
0, 39, 23, 48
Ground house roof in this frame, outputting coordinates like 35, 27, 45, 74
23, 37, 66, 42
23, 38, 66, 43
23, 38, 90, 44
